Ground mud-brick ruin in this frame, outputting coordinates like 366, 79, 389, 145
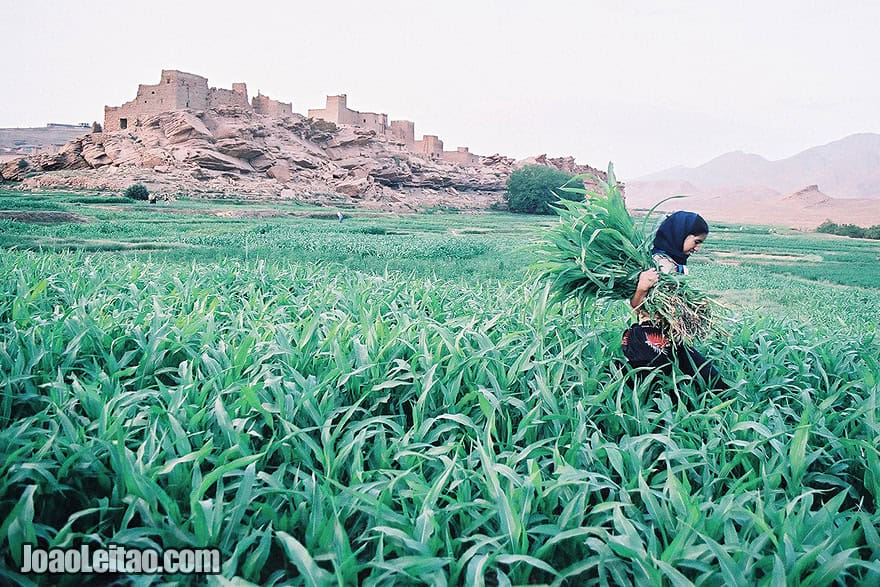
104, 70, 480, 164
3, 68, 601, 210
103, 70, 293, 132
307, 95, 479, 165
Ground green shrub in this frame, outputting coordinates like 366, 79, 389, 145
504, 165, 581, 214
816, 220, 873, 239
816, 220, 838, 234
123, 183, 149, 201
836, 224, 866, 238
864, 225, 880, 240
309, 119, 338, 134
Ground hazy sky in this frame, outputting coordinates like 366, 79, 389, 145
2, 0, 877, 179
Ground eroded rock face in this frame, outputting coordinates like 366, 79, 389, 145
155, 111, 214, 144
1, 108, 605, 211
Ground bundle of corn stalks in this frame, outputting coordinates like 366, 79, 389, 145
533, 164, 718, 342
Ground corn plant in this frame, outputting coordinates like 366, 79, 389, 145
0, 250, 878, 585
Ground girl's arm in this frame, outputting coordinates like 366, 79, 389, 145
630, 268, 659, 310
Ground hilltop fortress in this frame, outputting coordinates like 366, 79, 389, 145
307, 95, 478, 164
4, 69, 601, 212
105, 70, 479, 165
104, 70, 293, 131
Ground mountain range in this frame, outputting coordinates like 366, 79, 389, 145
626, 133, 880, 228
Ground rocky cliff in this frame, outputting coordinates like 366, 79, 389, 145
1, 107, 604, 211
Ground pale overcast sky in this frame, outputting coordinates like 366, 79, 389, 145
2, 0, 877, 178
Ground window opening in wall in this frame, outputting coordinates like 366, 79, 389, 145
120, 118, 128, 129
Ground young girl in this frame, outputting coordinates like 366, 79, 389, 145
622, 211, 728, 391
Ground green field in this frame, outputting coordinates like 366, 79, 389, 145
1, 189, 879, 585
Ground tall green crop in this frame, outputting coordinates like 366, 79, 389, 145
1, 230, 878, 585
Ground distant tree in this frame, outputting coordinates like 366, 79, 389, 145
504, 165, 582, 214
864, 225, 880, 240
835, 224, 866, 238
816, 220, 871, 239
815, 220, 838, 234
124, 183, 149, 201
17, 159, 29, 170
92, 121, 103, 133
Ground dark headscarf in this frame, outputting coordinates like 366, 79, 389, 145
652, 211, 709, 266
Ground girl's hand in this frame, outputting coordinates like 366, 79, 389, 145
636, 269, 659, 293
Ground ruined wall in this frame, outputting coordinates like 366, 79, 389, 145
104, 71, 292, 133
441, 147, 479, 165
104, 73, 480, 161
209, 85, 250, 109
309, 95, 358, 125
308, 95, 479, 160
253, 93, 293, 118
356, 112, 388, 134
104, 70, 210, 132
330, 95, 359, 125
389, 120, 415, 146
308, 95, 386, 132
308, 95, 344, 124
169, 70, 211, 109
414, 135, 444, 156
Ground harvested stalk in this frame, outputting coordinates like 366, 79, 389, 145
533, 164, 718, 342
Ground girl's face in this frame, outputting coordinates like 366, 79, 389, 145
683, 233, 708, 255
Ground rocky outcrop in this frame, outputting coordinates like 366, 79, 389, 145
782, 184, 832, 207
177, 148, 255, 173
154, 111, 214, 144
1, 107, 605, 211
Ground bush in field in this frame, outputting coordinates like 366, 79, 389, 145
833, 224, 865, 238
816, 221, 839, 235
123, 183, 150, 201
505, 165, 581, 214
816, 220, 880, 239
